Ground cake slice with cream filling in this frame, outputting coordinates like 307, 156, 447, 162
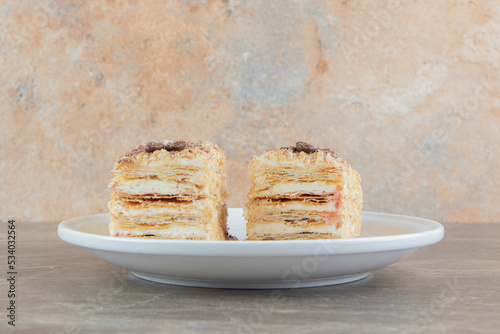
108, 140, 229, 240
244, 142, 362, 240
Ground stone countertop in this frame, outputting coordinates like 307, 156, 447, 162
1, 222, 499, 333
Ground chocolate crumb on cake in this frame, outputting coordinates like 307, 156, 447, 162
281, 142, 336, 155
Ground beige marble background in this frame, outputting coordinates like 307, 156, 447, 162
1, 0, 498, 223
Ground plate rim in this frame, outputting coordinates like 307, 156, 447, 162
58, 209, 444, 257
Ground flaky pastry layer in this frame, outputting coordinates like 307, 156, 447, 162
109, 201, 228, 240
247, 148, 349, 198
245, 146, 362, 241
110, 140, 227, 199
108, 140, 229, 240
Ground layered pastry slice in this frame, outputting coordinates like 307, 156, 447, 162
108, 140, 229, 240
244, 142, 362, 240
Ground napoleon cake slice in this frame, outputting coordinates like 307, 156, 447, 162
244, 142, 362, 240
108, 140, 228, 240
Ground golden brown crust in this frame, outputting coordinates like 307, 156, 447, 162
117, 140, 213, 164
248, 146, 349, 174
115, 140, 224, 170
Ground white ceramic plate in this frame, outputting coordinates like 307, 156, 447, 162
58, 209, 444, 289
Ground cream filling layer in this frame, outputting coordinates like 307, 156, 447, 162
113, 179, 213, 196
249, 181, 342, 198
245, 201, 339, 223
110, 198, 209, 217
246, 222, 338, 238
109, 220, 209, 239
114, 170, 209, 184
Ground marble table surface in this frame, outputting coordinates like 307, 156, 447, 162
1, 222, 499, 333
